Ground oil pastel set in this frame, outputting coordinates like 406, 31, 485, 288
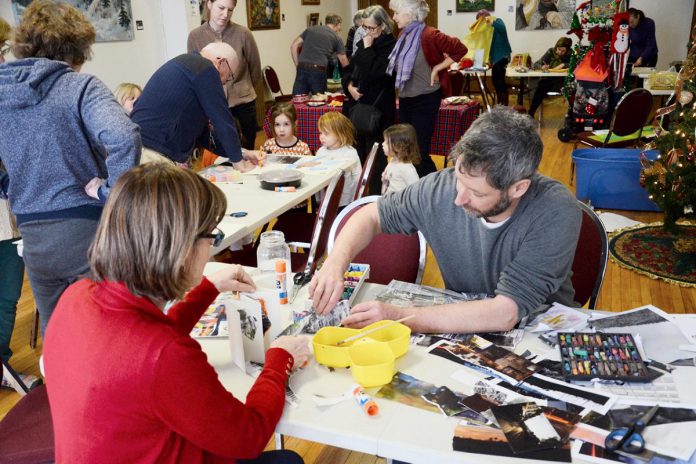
557, 332, 650, 382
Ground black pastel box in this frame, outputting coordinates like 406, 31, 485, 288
557, 332, 651, 382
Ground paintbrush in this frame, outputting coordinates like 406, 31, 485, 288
335, 315, 415, 346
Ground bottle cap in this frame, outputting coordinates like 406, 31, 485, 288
275, 259, 286, 273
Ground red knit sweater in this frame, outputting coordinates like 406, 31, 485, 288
44, 278, 292, 464
420, 26, 468, 97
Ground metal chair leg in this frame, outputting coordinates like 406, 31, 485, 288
274, 433, 285, 449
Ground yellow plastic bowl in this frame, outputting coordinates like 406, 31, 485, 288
349, 341, 395, 388
360, 321, 411, 359
312, 326, 360, 368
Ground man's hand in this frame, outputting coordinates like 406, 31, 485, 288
207, 264, 256, 293
635, 57, 643, 67
232, 159, 255, 173
541, 64, 550, 70
242, 149, 265, 166
348, 83, 363, 101
308, 262, 346, 314
341, 301, 400, 329
84, 177, 104, 199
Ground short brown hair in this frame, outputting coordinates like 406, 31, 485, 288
13, 0, 95, 67
318, 112, 355, 148
384, 124, 421, 164
89, 163, 227, 303
270, 102, 298, 138
0, 17, 10, 43
325, 14, 342, 25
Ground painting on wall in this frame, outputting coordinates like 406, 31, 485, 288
456, 0, 494, 13
246, 0, 280, 30
515, 0, 575, 31
301, 0, 320, 5
11, 0, 134, 42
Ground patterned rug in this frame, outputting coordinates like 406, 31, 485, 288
609, 223, 696, 287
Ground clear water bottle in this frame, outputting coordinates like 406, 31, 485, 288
257, 230, 291, 274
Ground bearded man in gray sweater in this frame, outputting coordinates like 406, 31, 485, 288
310, 106, 581, 333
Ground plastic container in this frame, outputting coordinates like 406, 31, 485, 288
312, 326, 360, 367
572, 148, 661, 211
359, 321, 411, 359
349, 342, 396, 388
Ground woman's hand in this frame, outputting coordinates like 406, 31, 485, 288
208, 264, 256, 293
271, 335, 311, 371
635, 57, 643, 67
431, 53, 454, 86
84, 177, 104, 199
348, 83, 363, 101
430, 68, 441, 86
363, 34, 374, 48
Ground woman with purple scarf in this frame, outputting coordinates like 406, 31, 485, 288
387, 0, 467, 177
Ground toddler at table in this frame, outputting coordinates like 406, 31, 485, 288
114, 82, 142, 116
381, 124, 420, 195
261, 102, 312, 156
315, 112, 362, 206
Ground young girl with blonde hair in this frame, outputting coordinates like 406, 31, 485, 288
381, 123, 420, 195
114, 82, 142, 115
315, 112, 361, 206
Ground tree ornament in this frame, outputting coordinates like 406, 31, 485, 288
679, 91, 694, 105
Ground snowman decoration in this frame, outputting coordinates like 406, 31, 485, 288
610, 14, 631, 88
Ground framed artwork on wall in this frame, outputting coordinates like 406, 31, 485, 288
246, 0, 281, 30
302, 0, 320, 5
515, 0, 574, 31
11, 0, 134, 42
456, 0, 494, 13
307, 13, 319, 27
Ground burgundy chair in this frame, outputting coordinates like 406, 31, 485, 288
571, 201, 608, 309
353, 142, 379, 201
572, 88, 653, 183
0, 385, 54, 464
262, 66, 292, 103
327, 196, 427, 285
447, 70, 465, 97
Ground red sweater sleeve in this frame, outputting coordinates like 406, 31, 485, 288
166, 278, 219, 335
152, 341, 292, 459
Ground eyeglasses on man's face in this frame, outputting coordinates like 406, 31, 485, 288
220, 58, 235, 83
199, 228, 225, 247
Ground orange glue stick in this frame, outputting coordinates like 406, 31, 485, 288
275, 186, 296, 192
275, 259, 288, 304
352, 385, 379, 416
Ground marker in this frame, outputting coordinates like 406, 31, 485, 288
229, 211, 248, 217
275, 186, 296, 192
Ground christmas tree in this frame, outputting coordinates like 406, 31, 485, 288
640, 44, 696, 234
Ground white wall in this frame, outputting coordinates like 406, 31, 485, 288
436, 0, 695, 70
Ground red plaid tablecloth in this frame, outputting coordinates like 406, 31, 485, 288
263, 101, 480, 156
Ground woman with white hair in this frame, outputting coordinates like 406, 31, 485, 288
387, 0, 468, 177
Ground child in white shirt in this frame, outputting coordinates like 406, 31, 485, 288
315, 112, 362, 206
381, 124, 421, 195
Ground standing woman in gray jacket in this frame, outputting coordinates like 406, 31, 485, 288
0, 0, 141, 337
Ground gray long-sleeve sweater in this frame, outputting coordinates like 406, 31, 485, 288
378, 168, 582, 320
0, 58, 141, 223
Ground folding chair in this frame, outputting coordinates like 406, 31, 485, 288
262, 66, 292, 103
353, 142, 379, 201
572, 88, 653, 183
0, 385, 54, 464
571, 201, 608, 309
327, 196, 427, 285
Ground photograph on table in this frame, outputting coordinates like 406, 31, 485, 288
453, 422, 572, 462
428, 336, 543, 383
191, 302, 228, 338
515, 0, 575, 31
375, 372, 442, 415
491, 402, 579, 454
246, 0, 280, 30
11, 0, 134, 41
456, 0, 495, 13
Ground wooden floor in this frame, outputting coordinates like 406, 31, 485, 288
2, 98, 694, 463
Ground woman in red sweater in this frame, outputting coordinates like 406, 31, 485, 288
387, 0, 467, 177
43, 163, 309, 464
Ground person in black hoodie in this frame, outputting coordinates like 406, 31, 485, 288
342, 4, 397, 195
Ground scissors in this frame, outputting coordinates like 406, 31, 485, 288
290, 271, 313, 304
604, 404, 659, 454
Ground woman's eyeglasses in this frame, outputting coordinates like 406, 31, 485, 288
199, 228, 225, 247
363, 24, 381, 31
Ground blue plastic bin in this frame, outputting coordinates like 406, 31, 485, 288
572, 148, 661, 211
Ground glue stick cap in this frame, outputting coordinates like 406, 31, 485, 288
275, 259, 286, 273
